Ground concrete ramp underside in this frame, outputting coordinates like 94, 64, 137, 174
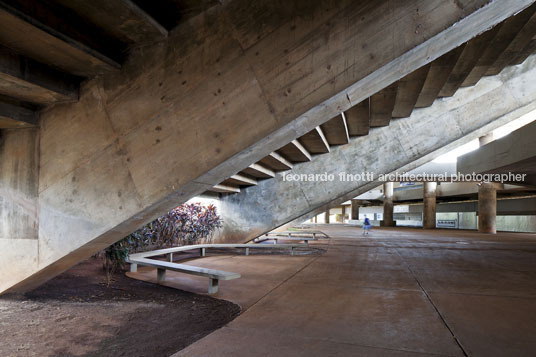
209, 56, 536, 243
458, 120, 536, 185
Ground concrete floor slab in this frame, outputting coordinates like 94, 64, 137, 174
430, 293, 536, 356
395, 247, 507, 271
226, 284, 462, 355
126, 225, 536, 356
290, 260, 419, 291
128, 254, 316, 310
413, 269, 536, 298
319, 253, 411, 271
176, 327, 437, 357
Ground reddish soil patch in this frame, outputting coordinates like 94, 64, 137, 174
0, 257, 240, 357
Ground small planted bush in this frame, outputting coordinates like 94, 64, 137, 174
102, 203, 222, 281
129, 203, 223, 251
103, 236, 131, 286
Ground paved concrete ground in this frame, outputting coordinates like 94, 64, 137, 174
132, 225, 536, 356
127, 252, 319, 310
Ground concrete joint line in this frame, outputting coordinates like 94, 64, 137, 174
241, 255, 321, 314
394, 248, 469, 357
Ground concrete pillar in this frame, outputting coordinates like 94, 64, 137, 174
325, 208, 330, 224
0, 129, 40, 292
341, 205, 346, 223
423, 182, 437, 229
478, 182, 497, 234
314, 215, 317, 223
383, 182, 394, 227
479, 133, 494, 146
351, 199, 359, 220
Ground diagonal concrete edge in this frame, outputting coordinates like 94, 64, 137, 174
210, 55, 536, 242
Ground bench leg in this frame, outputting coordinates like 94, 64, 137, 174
168, 253, 173, 262
202, 248, 206, 257
291, 247, 295, 256
305, 240, 309, 247
130, 263, 137, 273
157, 268, 166, 283
208, 278, 219, 294
245, 247, 249, 256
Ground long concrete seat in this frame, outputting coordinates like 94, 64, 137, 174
127, 243, 305, 294
265, 230, 329, 239
129, 243, 305, 259
255, 235, 316, 246
128, 257, 240, 294
255, 230, 329, 246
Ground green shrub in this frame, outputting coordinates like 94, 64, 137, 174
102, 202, 222, 282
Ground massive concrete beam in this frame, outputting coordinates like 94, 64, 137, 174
0, 0, 123, 75
243, 163, 275, 179
320, 114, 349, 145
370, 82, 398, 127
278, 140, 311, 163
0, 45, 79, 105
344, 100, 369, 136
210, 55, 536, 242
53, 0, 168, 44
0, 96, 38, 128
458, 120, 536, 185
299, 127, 330, 154
1, 0, 530, 294
415, 47, 465, 107
392, 64, 430, 118
439, 26, 500, 97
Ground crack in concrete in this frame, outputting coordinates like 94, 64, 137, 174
240, 255, 321, 314
395, 247, 469, 357
238, 240, 334, 314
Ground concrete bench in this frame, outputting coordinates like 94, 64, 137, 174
131, 243, 304, 261
127, 243, 305, 294
264, 230, 329, 240
127, 257, 240, 294
256, 235, 316, 246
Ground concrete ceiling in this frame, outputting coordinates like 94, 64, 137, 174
207, 3, 536, 194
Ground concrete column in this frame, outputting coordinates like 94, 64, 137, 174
478, 182, 497, 234
341, 205, 346, 223
314, 215, 317, 223
325, 209, 330, 224
0, 129, 40, 292
351, 199, 359, 220
383, 182, 394, 227
423, 182, 437, 229
479, 133, 494, 146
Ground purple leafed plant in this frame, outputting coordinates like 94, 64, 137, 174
103, 203, 222, 274
131, 203, 223, 251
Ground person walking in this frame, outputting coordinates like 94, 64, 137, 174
363, 216, 371, 235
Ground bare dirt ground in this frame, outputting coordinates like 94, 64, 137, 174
0, 257, 240, 357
